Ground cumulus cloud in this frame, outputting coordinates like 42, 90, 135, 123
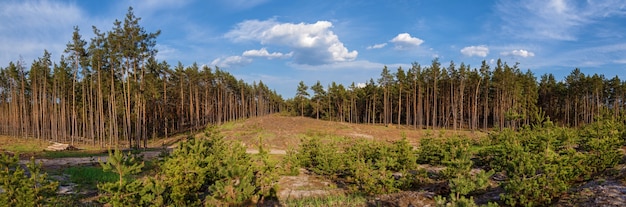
225, 19, 358, 65
290, 60, 408, 72
210, 55, 252, 68
355, 82, 367, 88
390, 33, 424, 49
242, 48, 293, 59
211, 48, 293, 68
367, 43, 387, 49
501, 49, 535, 57
460, 45, 489, 57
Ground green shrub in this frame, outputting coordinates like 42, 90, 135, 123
0, 153, 58, 206
577, 119, 623, 176
137, 125, 278, 206
296, 135, 421, 195
95, 125, 280, 206
281, 147, 301, 176
252, 137, 281, 202
345, 157, 400, 195
417, 136, 472, 166
490, 117, 625, 206
416, 137, 447, 165
389, 136, 418, 171
297, 135, 344, 176
97, 149, 145, 206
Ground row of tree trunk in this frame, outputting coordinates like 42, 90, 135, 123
0, 8, 283, 148
290, 59, 626, 130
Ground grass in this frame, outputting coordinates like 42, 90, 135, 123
41, 150, 108, 159
220, 119, 245, 131
283, 193, 367, 207
64, 166, 118, 186
0, 136, 49, 153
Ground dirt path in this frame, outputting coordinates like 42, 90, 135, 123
19, 150, 164, 169
21, 148, 286, 169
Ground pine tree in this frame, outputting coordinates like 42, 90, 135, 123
98, 149, 145, 206
0, 154, 58, 206
296, 81, 310, 117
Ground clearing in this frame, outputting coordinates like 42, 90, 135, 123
2, 114, 626, 206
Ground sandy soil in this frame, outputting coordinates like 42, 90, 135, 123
220, 114, 487, 150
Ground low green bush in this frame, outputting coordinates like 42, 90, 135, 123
0, 153, 58, 206
297, 135, 344, 176
417, 136, 473, 166
487, 117, 625, 206
97, 149, 145, 206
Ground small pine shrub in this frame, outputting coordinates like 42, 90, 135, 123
97, 149, 145, 206
389, 136, 417, 171
137, 125, 279, 206
417, 136, 472, 166
297, 135, 344, 176
346, 158, 399, 195
493, 117, 625, 206
252, 137, 280, 202
281, 147, 301, 176
0, 153, 58, 206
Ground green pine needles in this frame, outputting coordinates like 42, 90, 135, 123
0, 153, 58, 206
96, 125, 280, 206
97, 149, 145, 206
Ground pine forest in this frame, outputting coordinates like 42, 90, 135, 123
0, 9, 283, 148
287, 59, 626, 130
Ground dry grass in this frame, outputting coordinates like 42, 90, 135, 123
1, 114, 488, 157
0, 136, 109, 159
0, 135, 50, 153
219, 114, 488, 150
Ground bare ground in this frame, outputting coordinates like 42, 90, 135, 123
220, 114, 487, 150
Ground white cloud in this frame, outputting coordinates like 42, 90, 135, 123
461, 45, 489, 57
155, 44, 179, 60
225, 19, 358, 65
242, 48, 293, 59
289, 60, 408, 71
355, 82, 367, 88
367, 43, 387, 49
501, 49, 535, 57
496, 0, 626, 41
210, 55, 252, 68
211, 48, 293, 68
390, 33, 424, 49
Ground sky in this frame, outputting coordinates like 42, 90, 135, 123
1, 0, 626, 98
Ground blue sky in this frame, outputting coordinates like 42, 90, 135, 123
1, 0, 625, 98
